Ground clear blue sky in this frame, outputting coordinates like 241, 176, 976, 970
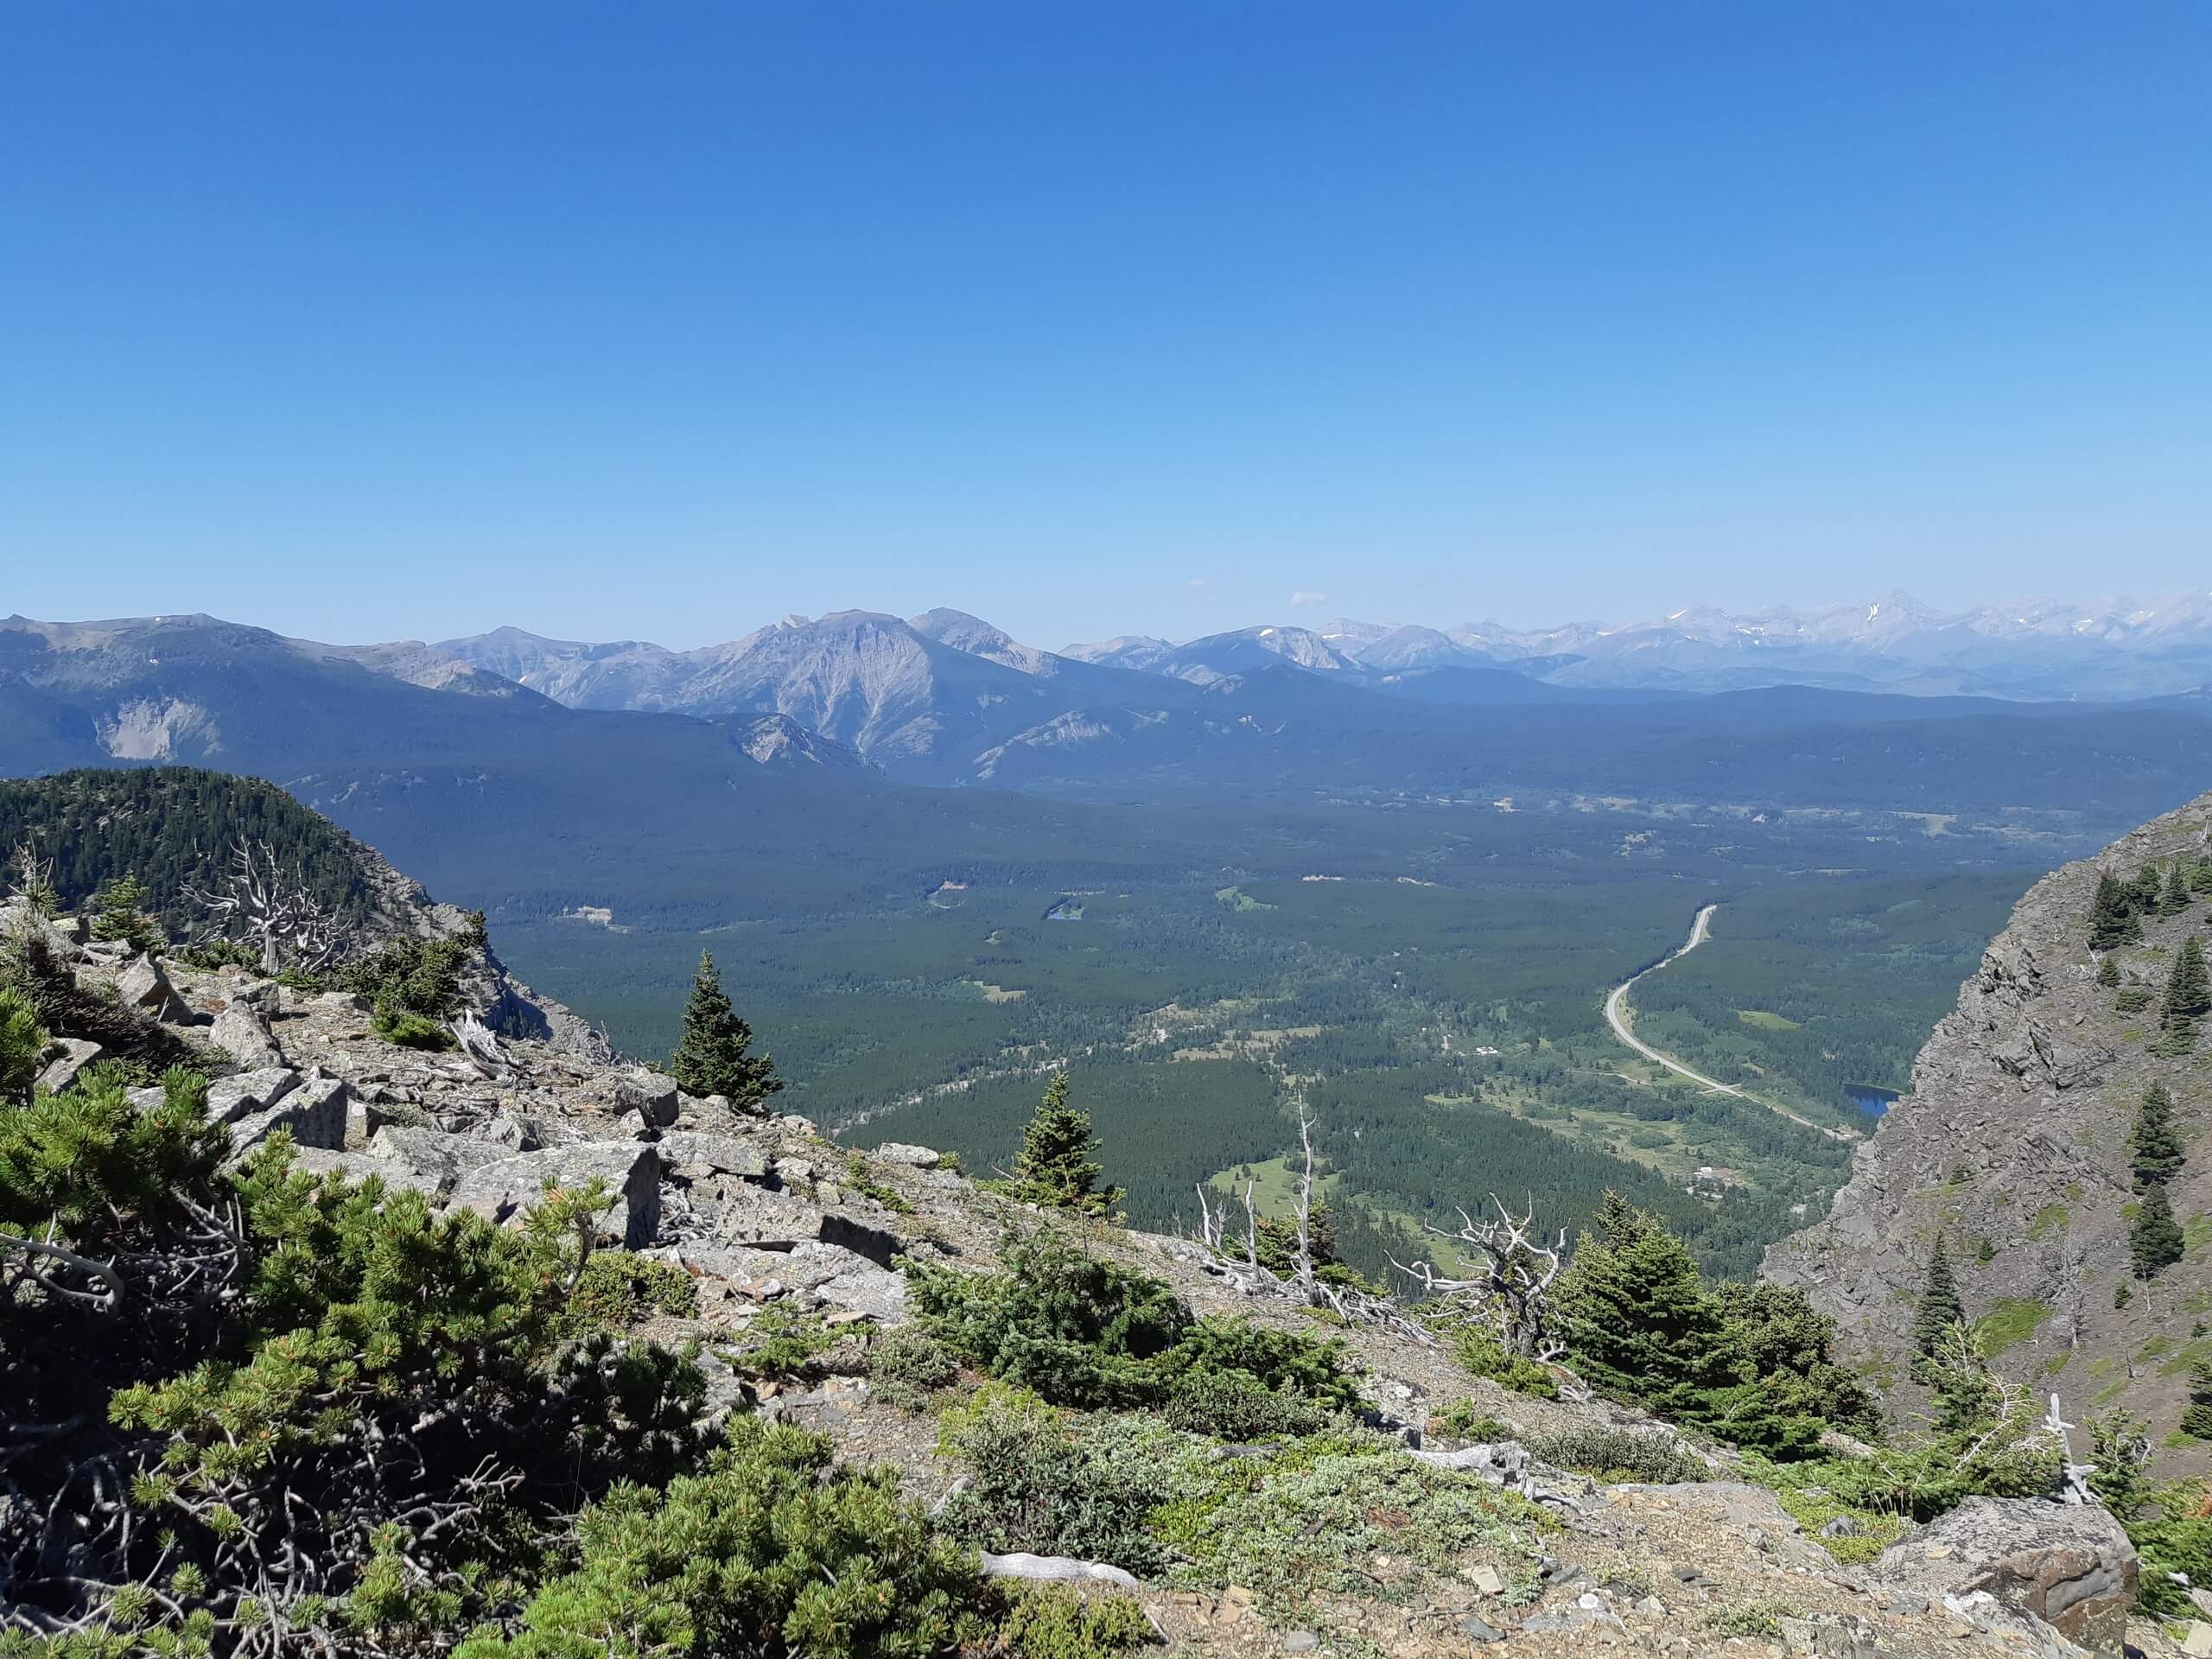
5, 3, 2208, 649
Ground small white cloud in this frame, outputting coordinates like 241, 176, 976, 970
1187, 577, 1210, 589
1288, 590, 1328, 608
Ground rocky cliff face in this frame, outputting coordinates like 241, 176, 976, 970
1765, 789, 2212, 1464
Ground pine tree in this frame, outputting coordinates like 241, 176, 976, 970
88, 872, 164, 957
1005, 1069, 1122, 1216
2129, 864, 2164, 918
666, 951, 781, 1109
2088, 871, 2139, 950
2162, 864, 2196, 917
0, 985, 46, 1104
2181, 1355, 2212, 1440
2162, 936, 2210, 1026
2096, 955, 2121, 988
1910, 1234, 1966, 1371
2129, 1082, 2185, 1188
2129, 1183, 2184, 1280
2193, 857, 2212, 896
1559, 1192, 1733, 1416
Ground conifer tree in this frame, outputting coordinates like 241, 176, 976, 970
2130, 865, 2164, 918
88, 872, 164, 957
2182, 1355, 2212, 1440
1005, 1069, 1122, 1215
1910, 1234, 1965, 1372
2162, 937, 2210, 1027
1559, 1192, 1732, 1416
2130, 1183, 2184, 1280
2130, 1082, 2185, 1188
666, 951, 781, 1109
2162, 864, 2195, 917
2088, 871, 2139, 950
0, 985, 46, 1104
2096, 955, 2121, 988
2194, 857, 2212, 896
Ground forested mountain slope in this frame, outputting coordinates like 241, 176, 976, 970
1766, 790, 2212, 1470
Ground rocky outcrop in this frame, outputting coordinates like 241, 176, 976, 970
1878, 1498, 2137, 1658
1765, 790, 2212, 1459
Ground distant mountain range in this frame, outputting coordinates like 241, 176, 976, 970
1075, 588, 2212, 699
9, 603, 2212, 816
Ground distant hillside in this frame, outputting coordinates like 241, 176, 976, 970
0, 767, 399, 936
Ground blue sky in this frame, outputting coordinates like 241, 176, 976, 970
5, 3, 2208, 649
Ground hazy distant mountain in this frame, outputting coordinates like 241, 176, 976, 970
1058, 634, 1174, 671
440, 609, 1191, 774
1147, 626, 1358, 684
0, 613, 864, 780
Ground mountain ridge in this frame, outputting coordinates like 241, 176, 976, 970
1764, 789, 2212, 1470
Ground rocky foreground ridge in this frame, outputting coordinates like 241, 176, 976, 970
1766, 790, 2212, 1465
8, 877, 2209, 1657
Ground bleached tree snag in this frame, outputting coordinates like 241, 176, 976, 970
182, 836, 348, 974
1192, 1108, 1432, 1342
1, 1232, 124, 1312
979, 1551, 1141, 1590
1389, 1193, 1567, 1363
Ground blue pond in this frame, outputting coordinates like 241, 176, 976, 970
1844, 1084, 1900, 1117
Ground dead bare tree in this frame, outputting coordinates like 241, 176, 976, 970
1192, 1103, 1431, 1341
181, 836, 348, 974
4, 839, 60, 917
1390, 1194, 1567, 1364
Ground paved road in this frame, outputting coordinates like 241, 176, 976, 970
1604, 904, 1857, 1141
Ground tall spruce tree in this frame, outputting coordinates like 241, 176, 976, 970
2162, 937, 2210, 1026
2130, 1082, 2185, 1188
2129, 864, 2164, 918
2182, 1355, 2212, 1440
1910, 1234, 1966, 1372
2088, 871, 2139, 950
2194, 857, 2212, 896
666, 951, 782, 1109
1559, 1192, 1733, 1417
1005, 1069, 1122, 1216
2130, 1183, 2184, 1280
2161, 865, 2196, 917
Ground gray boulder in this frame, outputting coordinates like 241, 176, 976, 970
35, 1038, 106, 1096
654, 1131, 766, 1179
286, 1147, 445, 1199
229, 1075, 349, 1157
616, 1069, 681, 1128
871, 1142, 940, 1169
446, 1143, 660, 1249
210, 1004, 283, 1069
206, 1067, 300, 1125
117, 953, 193, 1023
1876, 1497, 2137, 1658
367, 1125, 515, 1200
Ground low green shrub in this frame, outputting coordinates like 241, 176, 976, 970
909, 1227, 1361, 1428
724, 1305, 836, 1379
868, 1325, 960, 1411
1529, 1426, 1705, 1484
557, 1252, 699, 1338
938, 1389, 1199, 1577
1156, 1429, 1539, 1616
995, 1583, 1154, 1659
372, 1002, 457, 1050
1433, 1401, 1516, 1443
454, 1418, 988, 1659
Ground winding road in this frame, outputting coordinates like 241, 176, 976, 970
1604, 904, 1858, 1141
